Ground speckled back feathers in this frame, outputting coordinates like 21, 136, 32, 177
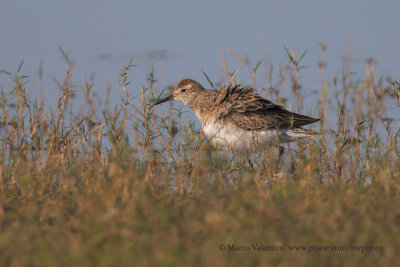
210, 82, 319, 131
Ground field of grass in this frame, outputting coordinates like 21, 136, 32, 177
1, 49, 400, 266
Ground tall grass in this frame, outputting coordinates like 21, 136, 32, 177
0, 48, 399, 266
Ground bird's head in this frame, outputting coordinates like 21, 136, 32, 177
154, 78, 204, 106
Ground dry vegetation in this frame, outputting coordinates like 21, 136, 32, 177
1, 47, 400, 266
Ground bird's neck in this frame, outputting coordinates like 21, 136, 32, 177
188, 90, 218, 125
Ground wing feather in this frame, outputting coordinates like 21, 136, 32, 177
214, 84, 319, 130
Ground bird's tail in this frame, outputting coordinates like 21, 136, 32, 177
287, 127, 319, 139
299, 127, 320, 136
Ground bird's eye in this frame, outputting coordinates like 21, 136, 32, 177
181, 89, 187, 93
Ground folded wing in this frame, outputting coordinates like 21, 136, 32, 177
214, 84, 319, 131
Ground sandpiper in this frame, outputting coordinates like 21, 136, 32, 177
154, 78, 319, 154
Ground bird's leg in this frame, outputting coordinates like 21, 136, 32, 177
248, 157, 254, 170
275, 145, 285, 172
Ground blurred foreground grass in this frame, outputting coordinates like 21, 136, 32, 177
0, 52, 400, 266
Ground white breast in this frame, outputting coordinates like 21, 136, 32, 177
202, 121, 272, 150
202, 120, 310, 151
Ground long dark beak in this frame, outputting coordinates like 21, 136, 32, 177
154, 94, 174, 105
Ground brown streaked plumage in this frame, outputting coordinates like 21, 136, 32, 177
155, 78, 319, 151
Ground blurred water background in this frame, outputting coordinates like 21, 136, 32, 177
1, 0, 399, 132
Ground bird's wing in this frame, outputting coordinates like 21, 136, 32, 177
214, 84, 319, 130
